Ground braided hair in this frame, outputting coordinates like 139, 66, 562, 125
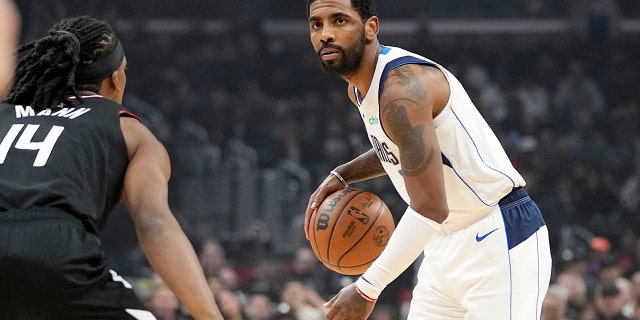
307, 0, 377, 22
3, 16, 118, 110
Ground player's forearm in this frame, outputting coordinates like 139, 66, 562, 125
335, 148, 386, 184
356, 207, 445, 300
136, 215, 223, 320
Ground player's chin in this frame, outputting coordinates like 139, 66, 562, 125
320, 59, 340, 71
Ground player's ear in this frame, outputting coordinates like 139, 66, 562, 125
365, 16, 379, 41
108, 69, 125, 93
97, 67, 126, 104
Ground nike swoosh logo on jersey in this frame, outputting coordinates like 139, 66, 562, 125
476, 228, 499, 242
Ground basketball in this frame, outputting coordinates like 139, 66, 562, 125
308, 188, 395, 275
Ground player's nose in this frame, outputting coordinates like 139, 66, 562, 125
320, 27, 335, 43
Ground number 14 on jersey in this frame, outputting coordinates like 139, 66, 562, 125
0, 124, 64, 167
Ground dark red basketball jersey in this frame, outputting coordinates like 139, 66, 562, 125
0, 95, 132, 233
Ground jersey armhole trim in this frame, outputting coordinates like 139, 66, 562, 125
119, 110, 141, 123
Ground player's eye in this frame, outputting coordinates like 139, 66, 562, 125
310, 21, 322, 30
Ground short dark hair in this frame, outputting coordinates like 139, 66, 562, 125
596, 282, 620, 297
307, 0, 377, 21
4, 16, 119, 110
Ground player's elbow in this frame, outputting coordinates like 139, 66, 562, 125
429, 206, 449, 224
412, 202, 449, 224
131, 207, 176, 240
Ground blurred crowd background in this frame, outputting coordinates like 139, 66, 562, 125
13, 0, 640, 319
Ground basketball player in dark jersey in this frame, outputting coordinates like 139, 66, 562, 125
0, 16, 223, 320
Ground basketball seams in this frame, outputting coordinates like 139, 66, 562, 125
325, 189, 365, 263
336, 197, 384, 273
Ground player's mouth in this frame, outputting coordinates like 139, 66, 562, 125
318, 47, 341, 61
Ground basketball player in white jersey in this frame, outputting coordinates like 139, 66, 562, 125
303, 0, 552, 319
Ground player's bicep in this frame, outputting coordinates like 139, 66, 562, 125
380, 65, 448, 218
380, 65, 439, 177
120, 117, 171, 217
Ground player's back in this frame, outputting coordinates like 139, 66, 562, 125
0, 95, 129, 233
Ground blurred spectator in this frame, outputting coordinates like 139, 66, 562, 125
285, 246, 343, 298
587, 237, 615, 288
241, 258, 285, 301
244, 292, 274, 320
215, 289, 246, 320
207, 275, 224, 297
597, 262, 625, 289
614, 277, 634, 318
556, 271, 589, 319
279, 280, 325, 320
515, 76, 551, 125
621, 236, 640, 279
552, 60, 605, 129
462, 63, 508, 126
207, 265, 244, 301
198, 238, 227, 278
542, 284, 573, 320
629, 271, 640, 318
147, 275, 187, 320
240, 219, 273, 264
219, 265, 242, 291
592, 281, 634, 320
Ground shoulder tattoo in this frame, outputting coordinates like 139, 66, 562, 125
390, 65, 426, 100
384, 98, 435, 177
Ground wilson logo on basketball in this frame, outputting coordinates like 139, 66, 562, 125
316, 189, 351, 231
346, 206, 370, 225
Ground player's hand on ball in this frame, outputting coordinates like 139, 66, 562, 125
324, 284, 375, 320
304, 172, 348, 239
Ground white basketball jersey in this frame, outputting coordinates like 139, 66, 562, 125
355, 45, 525, 217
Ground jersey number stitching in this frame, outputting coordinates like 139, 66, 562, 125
0, 124, 65, 167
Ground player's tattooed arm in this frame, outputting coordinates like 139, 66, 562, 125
384, 99, 435, 177
337, 148, 387, 183
391, 65, 426, 100
382, 65, 436, 177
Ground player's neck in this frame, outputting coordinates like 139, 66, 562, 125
344, 42, 382, 101
79, 90, 100, 96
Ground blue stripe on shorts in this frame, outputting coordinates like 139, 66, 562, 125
499, 188, 546, 250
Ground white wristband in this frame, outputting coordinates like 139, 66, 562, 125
355, 206, 444, 300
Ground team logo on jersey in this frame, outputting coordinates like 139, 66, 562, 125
371, 135, 399, 165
